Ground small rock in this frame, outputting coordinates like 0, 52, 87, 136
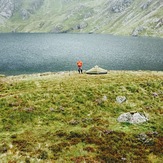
116, 96, 126, 104
95, 99, 103, 105
132, 26, 145, 36
52, 24, 63, 33
0, 144, 8, 153
121, 157, 127, 161
50, 108, 55, 112
137, 133, 148, 142
23, 107, 34, 112
59, 106, 64, 111
137, 133, 154, 145
82, 118, 93, 123
69, 120, 79, 125
103, 130, 113, 135
152, 92, 158, 97
147, 131, 158, 136
152, 131, 158, 136
102, 95, 107, 101
145, 106, 152, 110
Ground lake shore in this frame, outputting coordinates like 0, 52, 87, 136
1, 70, 163, 81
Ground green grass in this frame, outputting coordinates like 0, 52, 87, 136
0, 71, 163, 162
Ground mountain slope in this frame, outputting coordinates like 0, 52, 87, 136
0, 0, 163, 37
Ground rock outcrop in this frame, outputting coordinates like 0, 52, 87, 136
0, 0, 14, 19
0, 0, 44, 21
52, 24, 64, 33
117, 112, 149, 124
111, 0, 134, 13
140, 0, 152, 10
132, 26, 145, 36
20, 0, 44, 20
20, 9, 30, 20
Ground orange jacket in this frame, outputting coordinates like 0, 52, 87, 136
77, 61, 83, 67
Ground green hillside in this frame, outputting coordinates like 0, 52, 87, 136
0, 0, 163, 37
0, 71, 163, 162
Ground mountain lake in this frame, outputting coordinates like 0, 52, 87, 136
0, 33, 163, 75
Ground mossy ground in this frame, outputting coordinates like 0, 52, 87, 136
0, 71, 163, 162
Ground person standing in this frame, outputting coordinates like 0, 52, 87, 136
77, 60, 83, 74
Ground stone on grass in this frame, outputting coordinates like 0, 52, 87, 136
132, 112, 148, 123
116, 96, 126, 104
152, 92, 158, 97
102, 95, 107, 101
23, 107, 34, 112
50, 108, 55, 112
69, 119, 79, 125
137, 132, 154, 145
117, 112, 148, 124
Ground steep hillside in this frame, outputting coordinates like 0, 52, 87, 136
0, 0, 163, 37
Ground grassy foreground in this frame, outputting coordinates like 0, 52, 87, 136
0, 71, 163, 162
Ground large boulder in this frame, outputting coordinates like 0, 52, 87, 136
86, 65, 107, 74
117, 112, 148, 124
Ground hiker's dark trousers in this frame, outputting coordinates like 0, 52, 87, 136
78, 67, 82, 74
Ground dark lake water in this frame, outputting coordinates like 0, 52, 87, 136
0, 33, 163, 75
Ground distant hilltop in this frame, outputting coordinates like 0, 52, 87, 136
0, 0, 162, 37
